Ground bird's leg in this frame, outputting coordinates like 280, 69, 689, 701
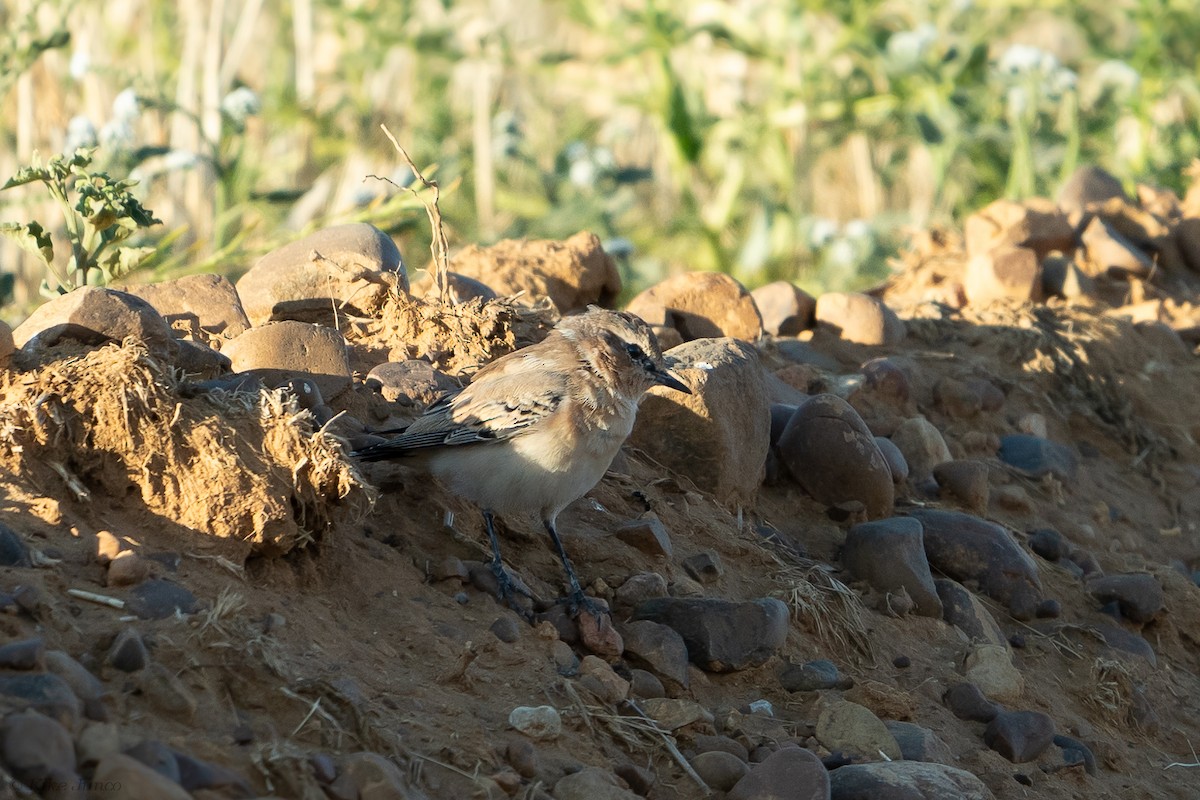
483, 511, 533, 617
544, 519, 608, 620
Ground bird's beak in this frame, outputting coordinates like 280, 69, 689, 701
652, 367, 692, 394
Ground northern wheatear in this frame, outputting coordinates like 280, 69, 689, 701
353, 307, 690, 618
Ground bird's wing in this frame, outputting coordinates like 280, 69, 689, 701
353, 354, 568, 460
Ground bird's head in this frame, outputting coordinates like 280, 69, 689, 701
558, 307, 691, 398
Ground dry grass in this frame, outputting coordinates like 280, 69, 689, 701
773, 556, 874, 661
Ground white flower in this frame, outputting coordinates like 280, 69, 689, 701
568, 158, 596, 189
163, 149, 200, 171
843, 218, 873, 240
220, 87, 261, 124
69, 50, 90, 80
98, 120, 135, 152
1093, 60, 1141, 95
1046, 67, 1078, 99
112, 89, 139, 124
825, 238, 857, 268
808, 217, 839, 249
64, 116, 97, 153
887, 23, 937, 69
998, 44, 1059, 77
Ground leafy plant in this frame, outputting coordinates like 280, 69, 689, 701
1, 148, 161, 296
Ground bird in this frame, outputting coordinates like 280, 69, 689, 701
352, 307, 690, 619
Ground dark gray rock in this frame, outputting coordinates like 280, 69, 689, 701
0, 674, 82, 730
935, 579, 1006, 646
620, 620, 690, 691
842, 517, 941, 618
0, 637, 45, 670
682, 551, 723, 584
615, 516, 673, 559
943, 682, 998, 722
126, 579, 200, 620
172, 749, 254, 795
1087, 573, 1164, 623
828, 761, 995, 800
632, 597, 789, 673
107, 628, 149, 672
998, 434, 1078, 481
908, 509, 1043, 620
1058, 165, 1128, 216
124, 739, 181, 782
1053, 734, 1097, 776
690, 750, 750, 792
0, 522, 31, 567
728, 746, 830, 800
983, 710, 1055, 763
779, 659, 847, 693
884, 721, 955, 764
1027, 528, 1069, 562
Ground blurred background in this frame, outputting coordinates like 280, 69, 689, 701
2, 0, 1198, 320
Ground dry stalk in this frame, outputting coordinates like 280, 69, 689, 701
773, 557, 873, 661
379, 123, 450, 300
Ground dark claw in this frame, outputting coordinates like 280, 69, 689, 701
492, 562, 535, 621
564, 588, 610, 622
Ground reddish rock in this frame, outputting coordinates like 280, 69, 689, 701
124, 273, 250, 339
626, 271, 763, 342
965, 198, 1076, 260
889, 417, 952, 482
222, 320, 352, 400
620, 620, 690, 691
1081, 217, 1154, 278
236, 222, 406, 326
450, 231, 620, 313
964, 246, 1042, 306
814, 292, 906, 345
777, 394, 894, 519
12, 286, 177, 364
933, 460, 990, 513
751, 281, 816, 336
861, 357, 910, 402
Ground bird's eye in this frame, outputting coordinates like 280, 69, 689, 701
625, 342, 646, 361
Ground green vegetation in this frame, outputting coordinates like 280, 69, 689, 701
1, 0, 1198, 316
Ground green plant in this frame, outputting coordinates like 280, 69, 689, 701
0, 5, 70, 98
1, 148, 161, 296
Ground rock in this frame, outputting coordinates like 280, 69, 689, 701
778, 394, 894, 519
998, 434, 1079, 480
331, 752, 419, 800
0, 320, 12, 369
640, 697, 713, 730
0, 674, 81, 730
983, 710, 1055, 763
172, 750, 253, 794
124, 273, 251, 339
222, 320, 352, 400
728, 746, 829, 800
1059, 165, 1128, 218
76, 721, 120, 768
964, 246, 1042, 306
842, 517, 941, 617
106, 551, 150, 587
136, 663, 197, 717
883, 721, 954, 764
614, 573, 668, 611
614, 516, 673, 559
693, 734, 750, 762
578, 655, 630, 704
875, 437, 909, 485
0, 709, 75, 789
553, 766, 641, 800
751, 281, 816, 336
632, 597, 788, 673
682, 551, 723, 584
508, 705, 561, 740
11, 286, 178, 364
0, 637, 45, 670
932, 460, 989, 513
815, 699, 901, 761
578, 605, 624, 658
92, 753, 191, 800
691, 750, 749, 792
0, 521, 31, 567
620, 620, 690, 691
174, 338, 231, 378
890, 417, 952, 482
626, 271, 762, 342
123, 739, 180, 782
932, 377, 982, 419
1087, 573, 1164, 623
1028, 528, 1069, 562
629, 338, 769, 506
504, 738, 538, 779
779, 659, 846, 693
410, 270, 498, 303
43, 652, 103, 709
236, 222, 405, 326
964, 198, 1076, 261
943, 682, 999, 722
935, 580, 1007, 647
126, 579, 200, 620
1176, 218, 1200, 273
106, 629, 150, 673
1081, 217, 1154, 278
828, 761, 996, 800
450, 231, 619, 313
1042, 254, 1096, 299
1085, 621, 1157, 666
1053, 734, 1097, 776
628, 669, 666, 700
814, 292, 906, 345
963, 644, 1023, 704
908, 509, 1043, 620
364, 360, 455, 408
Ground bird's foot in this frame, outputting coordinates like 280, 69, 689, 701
491, 562, 535, 621
564, 588, 610, 622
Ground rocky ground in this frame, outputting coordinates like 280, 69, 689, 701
0, 166, 1198, 800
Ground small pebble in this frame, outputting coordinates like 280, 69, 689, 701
0, 637, 45, 671
893, 655, 911, 669
1036, 599, 1061, 618
489, 617, 521, 644
1009, 634, 1027, 649
508, 705, 562, 740
106, 629, 149, 673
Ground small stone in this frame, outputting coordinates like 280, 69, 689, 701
964, 246, 1042, 306
136, 663, 197, 717
1081, 216, 1154, 278
0, 674, 82, 730
983, 710, 1055, 763
505, 738, 538, 779
0, 522, 32, 567
0, 709, 75, 788
890, 417, 952, 482
0, 637, 45, 670
126, 579, 200, 620
620, 620, 690, 691
693, 734, 750, 761
579, 655, 631, 704
1028, 528, 1069, 561
1087, 573, 1164, 623
365, 360, 455, 408
106, 629, 149, 673
578, 604, 623, 658
1036, 598, 1062, 618
106, 551, 151, 587
690, 750, 749, 792
682, 551, 723, 584
842, 517, 941, 618
933, 460, 990, 513
222, 320, 352, 401
75, 721, 120, 768
628, 669, 666, 699
828, 761, 996, 800
751, 281, 816, 337
998, 434, 1079, 481
728, 744, 830, 800
489, 617, 521, 644
935, 579, 1007, 647
963, 644, 1023, 704
626, 271, 763, 342
430, 556, 469, 583
92, 753, 191, 800
632, 597, 789, 673
43, 651, 103, 703
508, 705, 562, 740
875, 437, 909, 486
124, 739, 181, 782
814, 292, 906, 345
331, 752, 418, 800
892, 655, 911, 669
94, 530, 125, 564
815, 699, 901, 761
1053, 733, 1098, 776
640, 697, 713, 731
884, 721, 954, 764
553, 766, 641, 800
1059, 165, 1128, 217
614, 573, 669, 611
172, 750, 253, 794
615, 516, 673, 559
124, 273, 251, 340
965, 197, 1075, 259
944, 682, 999, 722
779, 659, 844, 693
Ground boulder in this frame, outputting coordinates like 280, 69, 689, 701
12, 286, 177, 364
964, 198, 1075, 260
626, 271, 763, 342
842, 517, 941, 617
124, 273, 250, 339
632, 597, 788, 673
814, 292, 906, 345
751, 281, 816, 336
829, 761, 996, 800
222, 320, 352, 400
